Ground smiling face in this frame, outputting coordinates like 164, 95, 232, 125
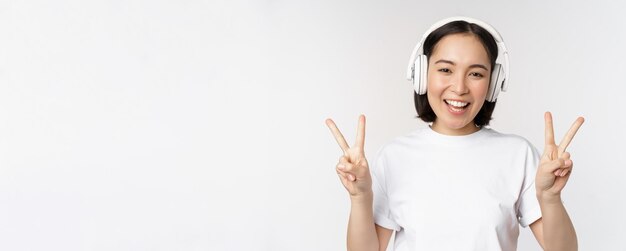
427, 33, 491, 135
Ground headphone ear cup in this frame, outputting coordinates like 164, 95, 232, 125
486, 64, 503, 102
412, 55, 424, 95
419, 55, 428, 95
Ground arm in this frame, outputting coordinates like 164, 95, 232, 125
347, 192, 394, 251
531, 112, 583, 250
529, 219, 545, 249
326, 116, 394, 251
531, 172, 579, 251
530, 197, 578, 250
538, 197, 577, 250
347, 192, 388, 251
375, 224, 394, 250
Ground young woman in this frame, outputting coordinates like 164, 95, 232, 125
326, 17, 584, 251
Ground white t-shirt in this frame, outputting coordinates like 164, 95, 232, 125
372, 126, 542, 251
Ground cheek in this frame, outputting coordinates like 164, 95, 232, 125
472, 79, 490, 98
470, 84, 488, 113
426, 91, 437, 108
426, 80, 444, 104
472, 99, 486, 112
426, 74, 445, 94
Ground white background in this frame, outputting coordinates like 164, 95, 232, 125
1, 0, 625, 250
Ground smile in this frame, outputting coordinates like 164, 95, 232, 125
445, 99, 470, 113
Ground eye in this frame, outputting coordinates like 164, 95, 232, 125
438, 68, 451, 73
469, 72, 484, 78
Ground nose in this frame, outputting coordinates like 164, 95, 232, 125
450, 73, 469, 95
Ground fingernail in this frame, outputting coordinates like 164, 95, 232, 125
349, 175, 355, 181
561, 170, 568, 177
338, 164, 345, 170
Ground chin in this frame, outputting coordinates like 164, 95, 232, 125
446, 121, 472, 130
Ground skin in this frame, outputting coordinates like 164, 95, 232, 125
529, 112, 584, 250
326, 33, 584, 251
426, 33, 490, 136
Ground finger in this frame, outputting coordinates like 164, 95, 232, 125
339, 155, 349, 164
337, 169, 356, 181
543, 158, 566, 173
355, 115, 366, 150
337, 162, 354, 172
553, 161, 573, 176
555, 165, 573, 177
564, 159, 572, 168
336, 170, 349, 183
544, 112, 556, 147
562, 160, 574, 176
541, 144, 557, 160
337, 163, 346, 171
552, 154, 573, 175
561, 152, 571, 161
326, 118, 350, 154
558, 117, 585, 155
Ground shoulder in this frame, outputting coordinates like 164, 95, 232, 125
376, 127, 430, 154
370, 128, 430, 173
482, 127, 533, 145
481, 127, 540, 154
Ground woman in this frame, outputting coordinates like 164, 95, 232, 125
326, 17, 584, 251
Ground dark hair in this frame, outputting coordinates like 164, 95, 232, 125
414, 20, 499, 126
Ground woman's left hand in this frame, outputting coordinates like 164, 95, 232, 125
535, 112, 585, 200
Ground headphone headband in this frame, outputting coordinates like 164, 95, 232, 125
406, 17, 510, 98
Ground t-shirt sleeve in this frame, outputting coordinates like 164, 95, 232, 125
371, 146, 401, 231
517, 142, 543, 227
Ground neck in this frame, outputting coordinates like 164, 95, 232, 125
430, 121, 481, 136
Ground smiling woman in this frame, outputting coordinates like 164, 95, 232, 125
426, 33, 492, 135
326, 17, 583, 251
415, 20, 499, 135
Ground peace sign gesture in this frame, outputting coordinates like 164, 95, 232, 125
325, 115, 373, 198
536, 112, 585, 198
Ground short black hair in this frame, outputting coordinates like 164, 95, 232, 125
414, 20, 499, 126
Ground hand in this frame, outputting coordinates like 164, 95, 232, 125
325, 115, 372, 198
536, 112, 585, 199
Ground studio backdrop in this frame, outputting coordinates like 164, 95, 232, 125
0, 0, 624, 250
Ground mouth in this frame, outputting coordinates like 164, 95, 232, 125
444, 99, 470, 114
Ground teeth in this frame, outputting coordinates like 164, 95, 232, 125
449, 106, 463, 112
445, 100, 468, 108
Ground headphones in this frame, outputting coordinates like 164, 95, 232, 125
406, 16, 510, 102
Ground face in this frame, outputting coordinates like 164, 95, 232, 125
426, 33, 491, 136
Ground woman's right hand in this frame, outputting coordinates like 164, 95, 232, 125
325, 115, 372, 198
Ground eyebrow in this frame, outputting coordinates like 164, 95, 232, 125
434, 59, 489, 71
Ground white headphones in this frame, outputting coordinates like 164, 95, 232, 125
406, 16, 510, 102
